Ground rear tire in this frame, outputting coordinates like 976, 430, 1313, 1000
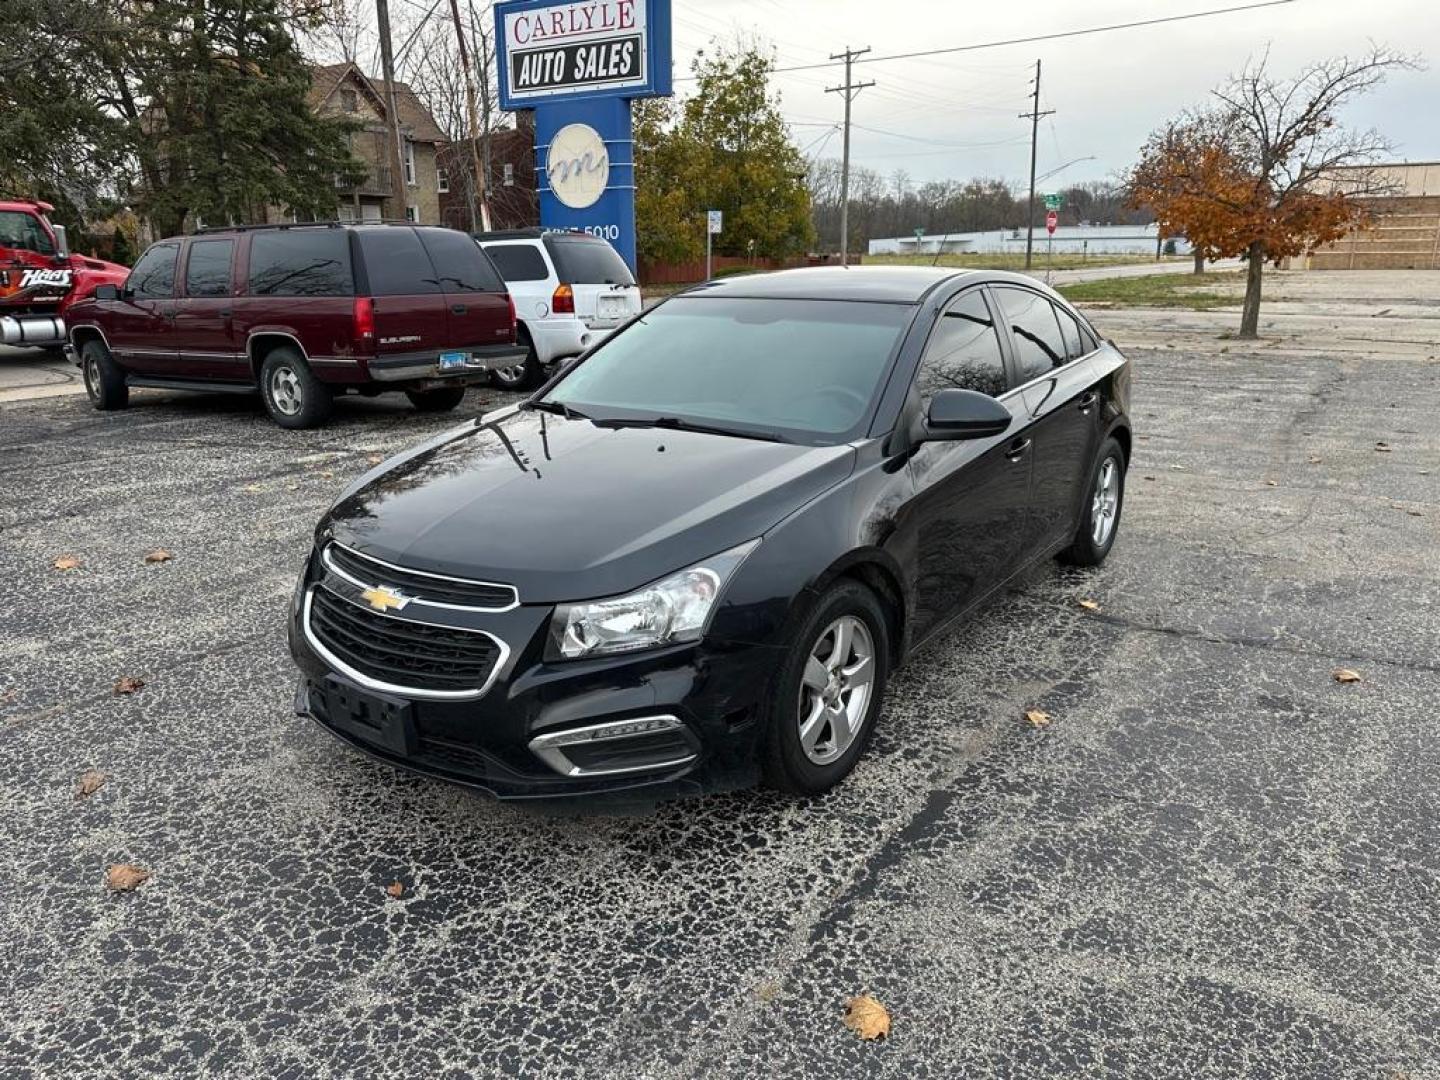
80, 339, 128, 411
761, 579, 891, 795
490, 327, 539, 391
405, 386, 467, 413
1059, 436, 1126, 566
260, 348, 332, 430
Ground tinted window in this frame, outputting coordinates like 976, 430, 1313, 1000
185, 239, 233, 298
994, 286, 1066, 381
547, 297, 911, 441
355, 228, 440, 295
544, 235, 635, 285
248, 230, 352, 296
915, 290, 1008, 400
417, 228, 503, 292
1056, 304, 1086, 359
0, 210, 55, 255
484, 243, 550, 282
128, 243, 178, 300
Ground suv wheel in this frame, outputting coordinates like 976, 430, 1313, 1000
491, 328, 538, 391
761, 579, 891, 795
405, 386, 467, 413
260, 348, 332, 429
81, 339, 129, 411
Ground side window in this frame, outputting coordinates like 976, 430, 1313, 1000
416, 228, 503, 292
248, 230, 353, 296
914, 289, 1009, 402
354, 228, 441, 295
184, 239, 234, 298
483, 243, 550, 282
1056, 304, 1086, 360
128, 243, 178, 300
994, 286, 1067, 381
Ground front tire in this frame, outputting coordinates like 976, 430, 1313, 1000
1059, 435, 1126, 566
761, 579, 891, 795
260, 348, 332, 429
490, 327, 539, 391
81, 339, 128, 411
405, 386, 467, 413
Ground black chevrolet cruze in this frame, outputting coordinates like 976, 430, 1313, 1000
289, 266, 1131, 798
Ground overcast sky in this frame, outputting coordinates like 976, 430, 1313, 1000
665, 0, 1437, 191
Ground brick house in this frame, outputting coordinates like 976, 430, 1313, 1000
437, 113, 539, 232
307, 62, 448, 225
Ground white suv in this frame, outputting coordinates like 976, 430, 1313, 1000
474, 229, 642, 389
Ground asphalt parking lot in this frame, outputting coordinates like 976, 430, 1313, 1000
2, 272, 1438, 1078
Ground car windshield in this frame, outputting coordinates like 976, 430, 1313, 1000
541, 296, 914, 443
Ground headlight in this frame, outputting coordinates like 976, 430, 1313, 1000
548, 540, 759, 660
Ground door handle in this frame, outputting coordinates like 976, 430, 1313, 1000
1077, 390, 1099, 413
1005, 437, 1032, 462
450, 304, 467, 315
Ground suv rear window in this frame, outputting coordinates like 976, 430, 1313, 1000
543, 234, 634, 285
247, 230, 353, 296
354, 228, 440, 295
483, 243, 550, 282
416, 228, 504, 292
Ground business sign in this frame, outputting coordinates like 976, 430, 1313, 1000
547, 123, 610, 208
707, 210, 723, 234
496, 0, 672, 109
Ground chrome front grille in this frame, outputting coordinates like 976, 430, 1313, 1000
323, 542, 518, 611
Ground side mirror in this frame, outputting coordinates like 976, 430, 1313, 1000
93, 283, 120, 301
52, 224, 69, 258
920, 389, 1012, 441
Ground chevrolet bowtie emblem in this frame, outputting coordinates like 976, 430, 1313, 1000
361, 585, 409, 612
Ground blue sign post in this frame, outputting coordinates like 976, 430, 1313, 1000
494, 0, 673, 273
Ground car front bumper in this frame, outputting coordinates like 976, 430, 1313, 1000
288, 577, 782, 800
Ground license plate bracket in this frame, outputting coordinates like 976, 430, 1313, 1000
438, 350, 467, 372
319, 676, 416, 756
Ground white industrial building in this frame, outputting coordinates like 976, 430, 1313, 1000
868, 223, 1190, 257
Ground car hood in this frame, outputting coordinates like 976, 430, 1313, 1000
324, 407, 855, 603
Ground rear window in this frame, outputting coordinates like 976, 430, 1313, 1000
355, 228, 440, 295
483, 243, 550, 282
416, 228, 504, 292
247, 230, 353, 296
543, 234, 634, 285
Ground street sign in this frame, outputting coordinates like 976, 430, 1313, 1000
1043, 193, 1063, 211
707, 210, 723, 234
913, 227, 924, 239
1045, 210, 1058, 236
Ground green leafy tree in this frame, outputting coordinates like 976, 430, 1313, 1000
635, 45, 813, 264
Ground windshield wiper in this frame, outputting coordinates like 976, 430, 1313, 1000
525, 400, 589, 420
593, 415, 787, 443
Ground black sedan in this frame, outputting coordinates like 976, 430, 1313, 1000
288, 267, 1131, 798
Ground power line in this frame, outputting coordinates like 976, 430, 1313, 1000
675, 0, 1297, 80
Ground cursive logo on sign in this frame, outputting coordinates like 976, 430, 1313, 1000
546, 123, 609, 210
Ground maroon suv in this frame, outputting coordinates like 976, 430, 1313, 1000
64, 223, 526, 428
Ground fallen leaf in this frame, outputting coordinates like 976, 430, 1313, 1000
1307, 456, 1322, 464
1024, 709, 1052, 728
1169, 464, 1186, 471
105, 864, 150, 892
75, 769, 106, 799
1332, 668, 1362, 684
242, 483, 263, 494
52, 556, 82, 571
143, 549, 173, 564
1374, 442, 1392, 452
843, 995, 891, 1041
1077, 599, 1101, 612
1407, 509, 1423, 517
317, 470, 334, 479
112, 676, 145, 695
1264, 480, 1277, 487
755, 979, 781, 1003
385, 881, 405, 898
1143, 475, 1156, 481
367, 454, 384, 466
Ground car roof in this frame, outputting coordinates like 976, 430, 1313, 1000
682, 265, 1051, 304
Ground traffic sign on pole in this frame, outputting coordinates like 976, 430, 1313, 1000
707, 210, 723, 234
1045, 210, 1058, 236
1043, 193, 1063, 211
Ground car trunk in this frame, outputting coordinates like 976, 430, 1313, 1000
543, 234, 641, 330
356, 229, 451, 361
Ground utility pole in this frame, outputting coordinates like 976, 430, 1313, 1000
447, 0, 488, 232
376, 0, 410, 221
1019, 59, 1055, 271
826, 47, 874, 266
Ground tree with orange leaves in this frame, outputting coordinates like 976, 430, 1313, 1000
1129, 47, 1416, 338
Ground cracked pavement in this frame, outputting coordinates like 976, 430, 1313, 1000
2, 272, 1438, 1077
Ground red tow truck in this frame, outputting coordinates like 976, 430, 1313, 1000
0, 199, 130, 351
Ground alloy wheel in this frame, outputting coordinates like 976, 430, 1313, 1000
1091, 457, 1120, 546
269, 364, 303, 416
796, 614, 875, 765
82, 355, 98, 401
494, 361, 528, 386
